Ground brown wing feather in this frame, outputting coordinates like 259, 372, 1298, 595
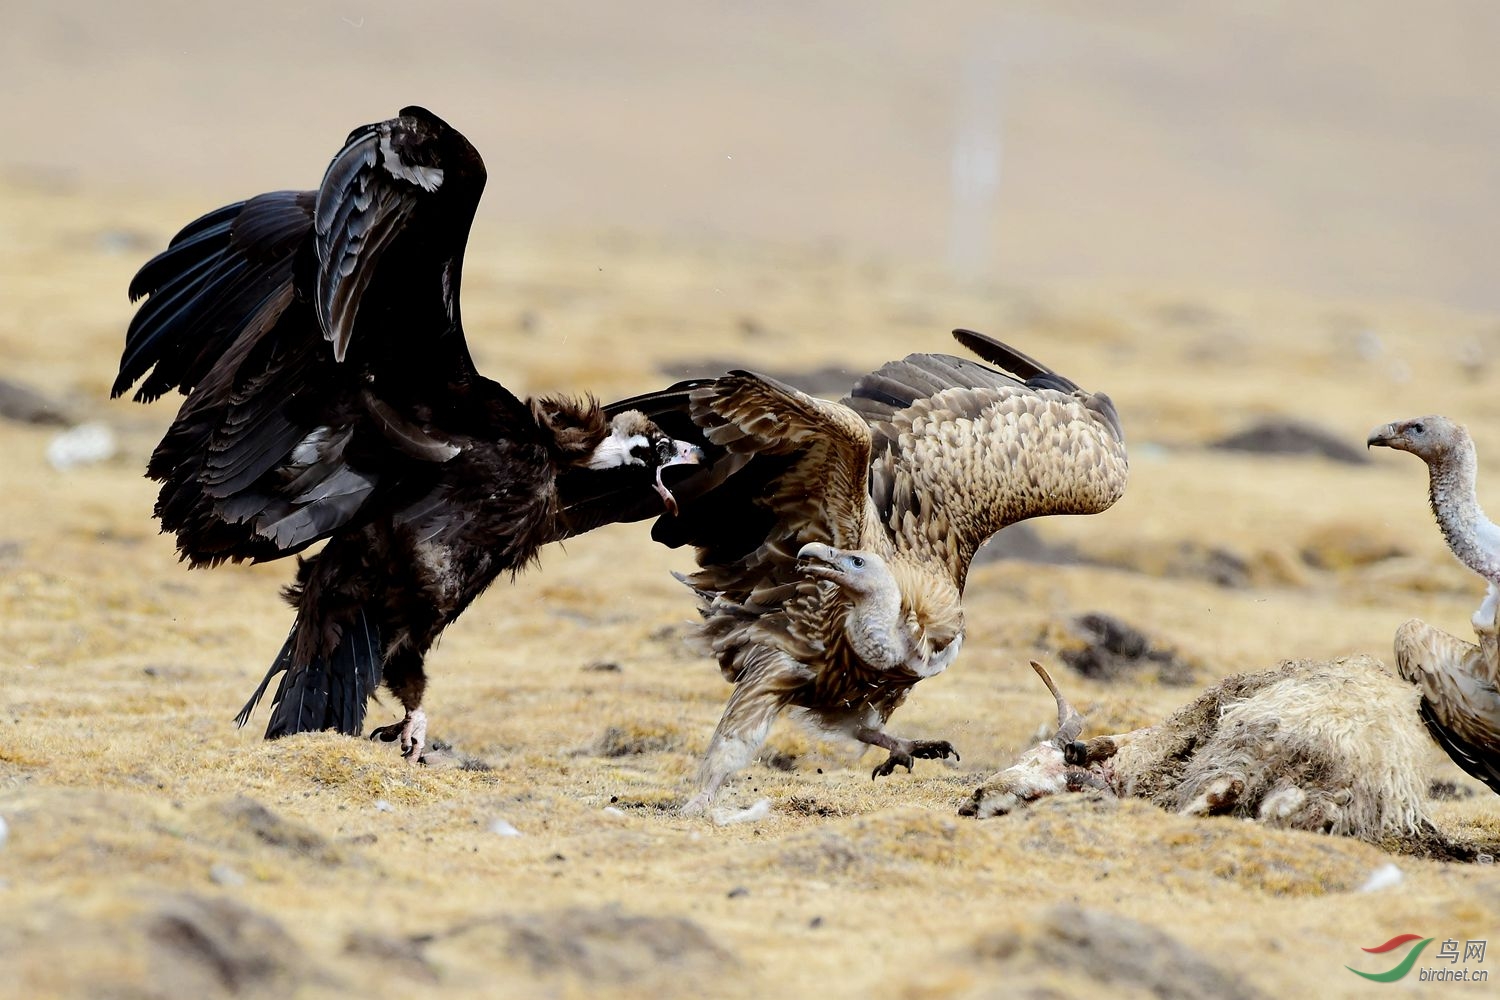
876, 382, 1128, 590
1395, 618, 1500, 793
682, 371, 879, 604
692, 370, 875, 552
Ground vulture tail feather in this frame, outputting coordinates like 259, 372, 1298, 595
236, 608, 382, 739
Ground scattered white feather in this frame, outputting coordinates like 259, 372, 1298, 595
47, 422, 117, 470
1358, 862, 1404, 893
0, 814, 8, 848
601, 806, 626, 818
713, 798, 771, 826
489, 818, 522, 837
373, 799, 395, 813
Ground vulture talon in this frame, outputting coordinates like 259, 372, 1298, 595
908, 739, 959, 762
872, 752, 916, 780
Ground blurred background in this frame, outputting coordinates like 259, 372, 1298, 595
8, 0, 1500, 309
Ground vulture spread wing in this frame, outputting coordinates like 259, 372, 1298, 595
848, 330, 1127, 590
620, 329, 1128, 593
113, 106, 496, 565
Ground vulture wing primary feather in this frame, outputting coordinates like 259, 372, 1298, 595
579, 330, 1129, 813
115, 107, 702, 759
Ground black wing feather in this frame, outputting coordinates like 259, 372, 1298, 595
1420, 701, 1500, 795
118, 108, 488, 568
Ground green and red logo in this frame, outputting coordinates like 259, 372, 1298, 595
1347, 934, 1433, 982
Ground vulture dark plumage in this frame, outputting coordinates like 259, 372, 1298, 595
114, 107, 701, 759
585, 331, 1129, 813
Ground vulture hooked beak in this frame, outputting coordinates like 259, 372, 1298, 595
797, 542, 844, 583
1367, 422, 1398, 450
796, 542, 878, 589
654, 439, 704, 516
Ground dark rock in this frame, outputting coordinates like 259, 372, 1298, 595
502, 906, 734, 981
343, 930, 437, 983
594, 726, 678, 757
145, 894, 311, 997
972, 522, 1085, 566
1030, 905, 1264, 1000
214, 797, 343, 865
1210, 419, 1369, 465
1428, 779, 1475, 801
1061, 613, 1197, 687
0, 378, 71, 426
582, 660, 622, 672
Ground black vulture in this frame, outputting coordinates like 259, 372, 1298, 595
115, 107, 701, 759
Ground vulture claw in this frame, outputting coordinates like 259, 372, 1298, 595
872, 752, 916, 779
908, 739, 959, 762
368, 708, 427, 764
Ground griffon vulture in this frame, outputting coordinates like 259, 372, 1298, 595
1368, 415, 1500, 793
586, 331, 1128, 813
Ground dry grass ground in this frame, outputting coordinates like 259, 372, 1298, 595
3, 177, 1500, 998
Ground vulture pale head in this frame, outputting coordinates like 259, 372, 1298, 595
796, 543, 892, 598
1367, 415, 1468, 464
588, 410, 704, 514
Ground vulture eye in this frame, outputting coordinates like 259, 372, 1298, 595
1412, 422, 1426, 435
849, 556, 865, 569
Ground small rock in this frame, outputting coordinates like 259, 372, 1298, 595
583, 661, 622, 672
1358, 862, 1403, 892
0, 814, 8, 848
489, 819, 522, 837
47, 422, 117, 470
726, 887, 750, 899
209, 863, 245, 887
601, 806, 626, 818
